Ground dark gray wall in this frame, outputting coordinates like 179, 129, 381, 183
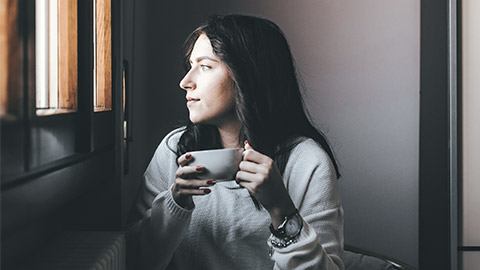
125, 0, 419, 267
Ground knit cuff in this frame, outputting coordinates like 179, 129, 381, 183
165, 185, 195, 221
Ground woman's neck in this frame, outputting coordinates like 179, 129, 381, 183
217, 118, 242, 149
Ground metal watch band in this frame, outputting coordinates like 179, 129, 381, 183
269, 209, 301, 238
268, 209, 303, 249
269, 234, 299, 249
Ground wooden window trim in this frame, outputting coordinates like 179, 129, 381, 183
57, 0, 78, 111
94, 0, 112, 112
0, 0, 22, 120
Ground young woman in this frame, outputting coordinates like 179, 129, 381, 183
129, 14, 344, 270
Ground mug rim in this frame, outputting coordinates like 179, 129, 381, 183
188, 148, 243, 155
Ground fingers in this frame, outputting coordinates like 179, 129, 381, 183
235, 180, 254, 191
243, 141, 270, 164
243, 149, 265, 163
174, 154, 215, 198
176, 178, 216, 189
238, 160, 265, 174
235, 170, 261, 184
171, 177, 215, 208
244, 140, 253, 150
177, 153, 193, 167
235, 171, 261, 194
238, 141, 273, 184
173, 178, 216, 195
176, 164, 206, 179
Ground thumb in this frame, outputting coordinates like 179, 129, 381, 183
244, 140, 253, 150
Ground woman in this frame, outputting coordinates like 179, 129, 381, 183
129, 14, 344, 270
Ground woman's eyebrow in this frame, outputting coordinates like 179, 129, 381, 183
191, 56, 219, 63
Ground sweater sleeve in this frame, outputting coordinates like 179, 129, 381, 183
268, 138, 344, 270
127, 128, 193, 270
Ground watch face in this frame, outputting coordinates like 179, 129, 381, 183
285, 216, 301, 236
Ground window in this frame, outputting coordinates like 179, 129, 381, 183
1, 0, 115, 184
34, 0, 112, 115
1, 1, 122, 266
35, 0, 78, 116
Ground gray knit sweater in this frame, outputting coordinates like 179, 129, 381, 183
131, 128, 344, 270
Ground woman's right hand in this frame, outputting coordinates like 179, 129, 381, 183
171, 153, 216, 209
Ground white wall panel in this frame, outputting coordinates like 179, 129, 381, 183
462, 0, 480, 247
462, 252, 480, 270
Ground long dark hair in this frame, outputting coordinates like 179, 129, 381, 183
170, 14, 340, 180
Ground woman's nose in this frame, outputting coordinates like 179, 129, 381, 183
179, 72, 196, 91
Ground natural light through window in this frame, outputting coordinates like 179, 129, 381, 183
35, 0, 77, 116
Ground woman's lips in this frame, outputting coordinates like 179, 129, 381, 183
186, 98, 200, 107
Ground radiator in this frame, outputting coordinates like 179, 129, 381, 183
22, 231, 126, 270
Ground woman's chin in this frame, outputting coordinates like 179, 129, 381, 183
189, 117, 215, 127
189, 116, 204, 125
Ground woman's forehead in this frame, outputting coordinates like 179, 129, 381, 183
190, 34, 218, 61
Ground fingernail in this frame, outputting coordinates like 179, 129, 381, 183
186, 153, 192, 159
204, 189, 211, 194
207, 180, 216, 185
196, 165, 205, 171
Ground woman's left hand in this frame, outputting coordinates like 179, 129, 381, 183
236, 141, 297, 228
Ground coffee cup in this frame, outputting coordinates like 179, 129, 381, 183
188, 148, 243, 181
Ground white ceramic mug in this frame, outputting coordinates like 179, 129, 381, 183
188, 148, 243, 181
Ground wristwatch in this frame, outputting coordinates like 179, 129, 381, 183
269, 210, 303, 248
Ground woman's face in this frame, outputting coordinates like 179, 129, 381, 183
179, 34, 237, 127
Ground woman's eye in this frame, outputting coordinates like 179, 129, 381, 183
200, 65, 211, 71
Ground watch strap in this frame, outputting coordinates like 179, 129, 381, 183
269, 234, 299, 249
269, 209, 302, 243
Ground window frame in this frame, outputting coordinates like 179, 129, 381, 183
1, 0, 118, 187
419, 0, 460, 269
